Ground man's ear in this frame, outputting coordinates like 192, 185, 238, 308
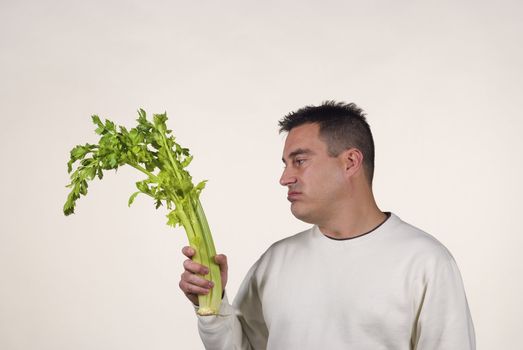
341, 148, 364, 176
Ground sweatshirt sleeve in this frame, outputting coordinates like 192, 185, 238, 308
197, 259, 268, 350
412, 248, 476, 350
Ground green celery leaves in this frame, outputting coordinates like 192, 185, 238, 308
64, 109, 222, 316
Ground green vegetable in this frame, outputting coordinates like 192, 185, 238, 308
63, 109, 222, 316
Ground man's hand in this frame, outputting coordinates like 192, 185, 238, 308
179, 246, 228, 306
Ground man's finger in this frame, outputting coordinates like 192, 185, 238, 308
179, 280, 210, 296
215, 254, 228, 274
182, 246, 195, 258
182, 271, 214, 289
183, 259, 209, 275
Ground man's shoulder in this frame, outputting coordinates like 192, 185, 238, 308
248, 228, 313, 277
255, 214, 456, 263
390, 214, 455, 262
268, 227, 313, 251
254, 227, 313, 263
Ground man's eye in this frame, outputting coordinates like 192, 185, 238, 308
295, 159, 306, 165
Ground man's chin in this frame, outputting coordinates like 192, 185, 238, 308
290, 204, 315, 224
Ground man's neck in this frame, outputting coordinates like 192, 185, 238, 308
318, 202, 387, 239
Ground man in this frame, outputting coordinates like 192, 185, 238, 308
179, 101, 476, 349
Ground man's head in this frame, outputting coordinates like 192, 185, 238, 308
278, 101, 376, 225
278, 101, 375, 185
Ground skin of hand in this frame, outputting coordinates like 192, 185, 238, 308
179, 246, 228, 306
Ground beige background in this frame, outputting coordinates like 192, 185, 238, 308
1, 0, 522, 349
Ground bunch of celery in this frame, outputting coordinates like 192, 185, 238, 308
63, 109, 221, 315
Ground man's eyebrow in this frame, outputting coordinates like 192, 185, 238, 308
282, 148, 313, 164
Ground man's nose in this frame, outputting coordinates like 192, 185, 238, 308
279, 167, 297, 187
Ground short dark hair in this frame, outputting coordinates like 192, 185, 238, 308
278, 101, 375, 184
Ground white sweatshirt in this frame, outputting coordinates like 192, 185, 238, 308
196, 213, 476, 349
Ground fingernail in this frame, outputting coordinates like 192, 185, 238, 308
203, 268, 209, 274
208, 281, 214, 288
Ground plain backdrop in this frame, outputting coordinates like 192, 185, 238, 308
1, 0, 522, 349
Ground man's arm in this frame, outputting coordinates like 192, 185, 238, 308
412, 250, 476, 349
179, 247, 268, 349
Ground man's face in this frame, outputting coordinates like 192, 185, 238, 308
280, 123, 347, 224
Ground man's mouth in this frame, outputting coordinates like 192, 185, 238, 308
287, 191, 302, 202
